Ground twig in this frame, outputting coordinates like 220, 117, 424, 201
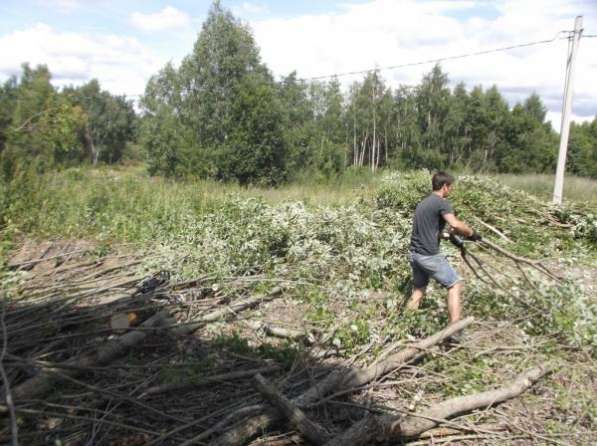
0, 301, 18, 446
254, 373, 330, 445
474, 217, 513, 243
140, 365, 281, 398
480, 239, 561, 282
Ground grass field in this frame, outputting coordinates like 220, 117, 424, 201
493, 173, 597, 206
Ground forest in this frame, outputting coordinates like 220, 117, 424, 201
0, 2, 596, 186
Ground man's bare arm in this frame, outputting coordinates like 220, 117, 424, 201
443, 213, 474, 237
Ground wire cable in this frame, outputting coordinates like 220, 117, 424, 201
301, 32, 571, 81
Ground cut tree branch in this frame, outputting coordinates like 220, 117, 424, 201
254, 373, 331, 445
323, 365, 552, 446
210, 317, 473, 446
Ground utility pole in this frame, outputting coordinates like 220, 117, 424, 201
553, 15, 583, 205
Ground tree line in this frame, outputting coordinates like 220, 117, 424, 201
1, 1, 595, 184
0, 64, 136, 179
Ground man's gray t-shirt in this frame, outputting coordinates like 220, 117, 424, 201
409, 194, 454, 256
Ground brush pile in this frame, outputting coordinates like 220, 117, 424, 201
0, 172, 595, 445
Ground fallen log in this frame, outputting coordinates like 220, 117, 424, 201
323, 365, 551, 446
254, 373, 331, 445
209, 317, 473, 446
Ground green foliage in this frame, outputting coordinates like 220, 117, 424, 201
467, 283, 596, 349
498, 103, 557, 173
0, 64, 87, 177
568, 118, 597, 178
0, 64, 136, 180
375, 171, 430, 215
64, 79, 136, 164
213, 73, 287, 185
142, 1, 287, 185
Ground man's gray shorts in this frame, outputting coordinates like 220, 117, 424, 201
409, 251, 462, 289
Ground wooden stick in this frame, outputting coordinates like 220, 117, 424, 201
299, 317, 474, 406
8, 247, 91, 270
323, 365, 551, 446
248, 321, 315, 344
2, 288, 282, 407
140, 365, 281, 398
172, 287, 283, 336
474, 217, 513, 243
254, 373, 330, 445
480, 240, 561, 282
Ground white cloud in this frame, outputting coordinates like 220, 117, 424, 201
130, 6, 191, 32
250, 0, 597, 127
548, 111, 596, 129
2, 0, 594, 129
233, 2, 269, 16
45, 0, 80, 13
0, 23, 164, 97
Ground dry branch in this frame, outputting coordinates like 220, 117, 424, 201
254, 373, 330, 445
2, 310, 172, 406
473, 217, 513, 243
2, 287, 283, 411
172, 287, 283, 336
299, 317, 473, 406
8, 248, 91, 270
323, 365, 551, 446
480, 239, 561, 282
210, 318, 473, 446
248, 321, 315, 344
141, 365, 281, 398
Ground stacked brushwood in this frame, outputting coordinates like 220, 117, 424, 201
0, 238, 586, 445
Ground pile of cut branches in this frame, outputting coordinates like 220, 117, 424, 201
1, 240, 592, 446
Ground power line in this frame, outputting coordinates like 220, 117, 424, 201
300, 32, 571, 81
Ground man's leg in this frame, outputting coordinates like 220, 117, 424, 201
446, 281, 463, 323
407, 286, 426, 310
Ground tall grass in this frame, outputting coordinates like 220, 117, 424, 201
492, 173, 597, 206
2, 165, 595, 244
0, 165, 381, 242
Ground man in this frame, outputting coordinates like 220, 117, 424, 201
406, 171, 480, 324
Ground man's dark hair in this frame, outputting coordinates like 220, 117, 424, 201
432, 171, 455, 191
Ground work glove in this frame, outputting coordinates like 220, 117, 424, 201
449, 233, 465, 248
468, 230, 482, 242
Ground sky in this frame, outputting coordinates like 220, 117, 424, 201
0, 0, 596, 128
